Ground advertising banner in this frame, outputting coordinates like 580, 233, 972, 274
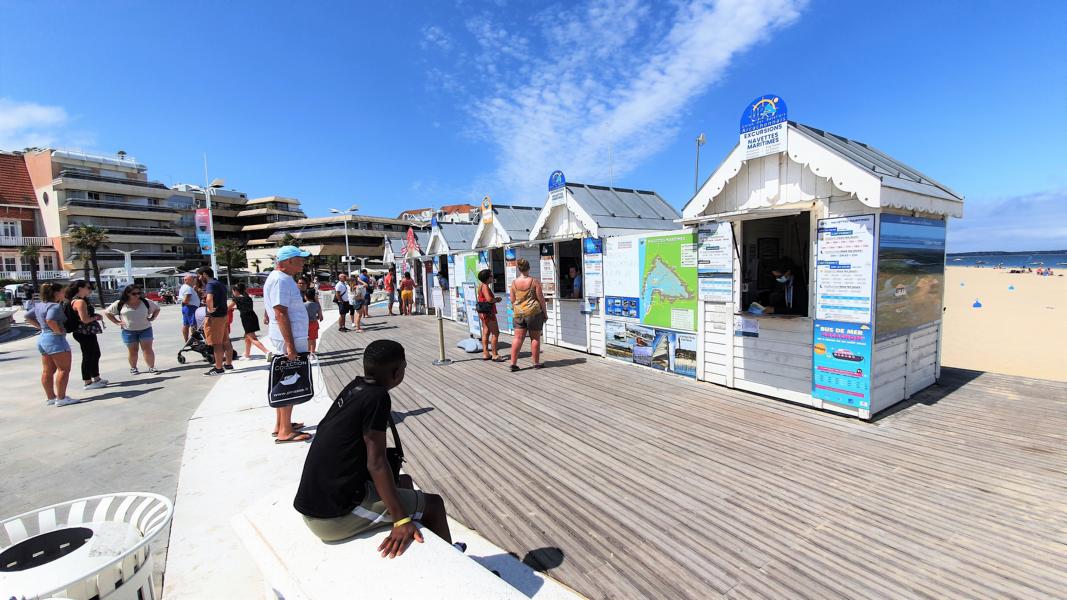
875, 215, 947, 342
697, 221, 733, 273
639, 232, 698, 331
815, 215, 876, 323
604, 319, 697, 378
195, 208, 214, 255
539, 243, 556, 297
504, 247, 518, 284
812, 320, 873, 409
739, 94, 787, 160
582, 237, 604, 298
462, 254, 479, 285
464, 283, 481, 338
481, 195, 493, 225
548, 170, 566, 207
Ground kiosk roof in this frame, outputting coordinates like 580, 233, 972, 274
565, 182, 680, 236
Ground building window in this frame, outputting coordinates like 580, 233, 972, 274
20, 256, 34, 271
0, 221, 18, 238
88, 192, 100, 201
41, 255, 55, 271
2, 256, 15, 272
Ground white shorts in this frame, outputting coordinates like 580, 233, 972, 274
269, 337, 309, 354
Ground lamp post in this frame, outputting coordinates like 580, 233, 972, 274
329, 204, 360, 275
694, 133, 706, 195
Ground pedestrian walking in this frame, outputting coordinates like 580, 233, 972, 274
178, 274, 200, 342
64, 280, 108, 390
399, 271, 417, 316
265, 245, 313, 444
305, 288, 324, 353
25, 283, 84, 407
350, 275, 367, 332
359, 269, 373, 318
384, 267, 397, 315
198, 267, 234, 376
334, 273, 352, 332
508, 258, 547, 371
476, 269, 504, 361
230, 283, 271, 359
105, 285, 160, 375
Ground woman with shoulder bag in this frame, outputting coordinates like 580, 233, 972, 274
508, 258, 547, 372
104, 284, 160, 375
65, 280, 108, 390
476, 269, 504, 361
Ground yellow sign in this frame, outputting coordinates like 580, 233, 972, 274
481, 195, 493, 225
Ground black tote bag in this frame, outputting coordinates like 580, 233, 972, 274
267, 352, 315, 407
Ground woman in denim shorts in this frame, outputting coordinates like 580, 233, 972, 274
105, 285, 160, 375
25, 283, 84, 407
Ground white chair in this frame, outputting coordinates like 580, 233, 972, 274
0, 492, 173, 600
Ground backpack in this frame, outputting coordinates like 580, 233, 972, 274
62, 300, 81, 333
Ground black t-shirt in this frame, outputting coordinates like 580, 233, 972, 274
293, 377, 392, 518
204, 278, 228, 317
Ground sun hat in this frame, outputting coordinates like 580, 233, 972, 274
276, 245, 311, 261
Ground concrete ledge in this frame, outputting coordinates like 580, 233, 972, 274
233, 493, 530, 600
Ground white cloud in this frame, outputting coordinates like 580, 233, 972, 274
948, 189, 1067, 253
425, 0, 807, 201
0, 98, 70, 150
421, 25, 454, 51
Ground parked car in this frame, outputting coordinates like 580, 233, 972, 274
246, 287, 264, 297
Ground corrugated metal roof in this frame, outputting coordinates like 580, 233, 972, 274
565, 182, 680, 231
436, 223, 478, 248
386, 230, 431, 256
489, 204, 542, 239
790, 122, 963, 202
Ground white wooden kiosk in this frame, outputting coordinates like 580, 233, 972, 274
424, 222, 479, 322
681, 107, 963, 419
470, 204, 542, 334
383, 229, 431, 312
527, 173, 680, 354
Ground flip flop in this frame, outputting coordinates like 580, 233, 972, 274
492, 356, 506, 362
272, 422, 305, 437
533, 363, 544, 369
275, 432, 311, 444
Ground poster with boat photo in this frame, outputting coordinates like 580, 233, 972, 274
875, 215, 947, 342
604, 320, 696, 378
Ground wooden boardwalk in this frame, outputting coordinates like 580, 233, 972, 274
317, 313, 1067, 600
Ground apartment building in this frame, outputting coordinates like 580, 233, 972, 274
23, 149, 199, 271
245, 213, 420, 271
437, 203, 478, 223
398, 207, 433, 222
0, 152, 64, 281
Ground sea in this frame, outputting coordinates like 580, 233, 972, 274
946, 251, 1067, 268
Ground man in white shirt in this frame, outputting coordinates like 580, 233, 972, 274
334, 273, 352, 332
264, 245, 312, 444
178, 274, 201, 342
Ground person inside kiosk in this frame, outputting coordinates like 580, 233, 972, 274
740, 213, 811, 317
558, 239, 582, 300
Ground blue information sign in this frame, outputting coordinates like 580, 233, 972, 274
812, 320, 873, 409
548, 170, 566, 191
739, 94, 788, 133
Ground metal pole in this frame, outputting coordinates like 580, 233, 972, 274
432, 307, 452, 366
343, 217, 350, 274
694, 139, 701, 194
203, 155, 219, 275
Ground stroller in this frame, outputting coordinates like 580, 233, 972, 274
176, 306, 239, 364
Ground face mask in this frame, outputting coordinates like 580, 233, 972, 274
776, 275, 789, 283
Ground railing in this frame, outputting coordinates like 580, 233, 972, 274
53, 169, 169, 190
0, 236, 51, 247
67, 225, 182, 237
62, 199, 178, 213
0, 270, 69, 280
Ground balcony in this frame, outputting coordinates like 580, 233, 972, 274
0, 270, 69, 281
53, 169, 169, 190
61, 199, 181, 221
53, 170, 175, 199
66, 224, 180, 237
0, 236, 51, 247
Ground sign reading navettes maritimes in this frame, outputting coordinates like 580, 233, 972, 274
739, 94, 787, 160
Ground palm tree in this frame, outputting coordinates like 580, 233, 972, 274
19, 244, 40, 295
216, 239, 246, 285
78, 248, 92, 284
69, 225, 110, 307
280, 233, 297, 247
251, 258, 262, 273
326, 255, 341, 280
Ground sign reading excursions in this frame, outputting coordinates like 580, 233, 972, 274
739, 94, 787, 159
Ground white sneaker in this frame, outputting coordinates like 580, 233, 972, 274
96, 378, 109, 386
56, 396, 87, 407
46, 397, 56, 405
85, 380, 107, 390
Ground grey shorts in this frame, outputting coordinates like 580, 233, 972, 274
302, 482, 426, 542
513, 312, 544, 332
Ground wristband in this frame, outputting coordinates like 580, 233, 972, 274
392, 516, 413, 528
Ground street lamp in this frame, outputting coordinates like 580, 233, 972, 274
329, 204, 360, 274
205, 178, 225, 276
694, 133, 706, 195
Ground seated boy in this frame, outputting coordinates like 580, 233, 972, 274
294, 339, 452, 558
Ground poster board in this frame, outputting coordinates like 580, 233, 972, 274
582, 237, 604, 298
814, 215, 876, 324
603, 231, 698, 332
604, 319, 697, 378
697, 221, 733, 302
464, 283, 481, 337
812, 321, 873, 409
875, 215, 947, 342
539, 243, 556, 297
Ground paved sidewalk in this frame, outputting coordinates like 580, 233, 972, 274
0, 299, 270, 589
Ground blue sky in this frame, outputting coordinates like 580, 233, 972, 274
1, 0, 1065, 252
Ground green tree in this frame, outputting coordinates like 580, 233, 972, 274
18, 243, 41, 296
280, 233, 297, 247
251, 258, 262, 273
69, 225, 110, 307
216, 239, 246, 286
78, 248, 92, 284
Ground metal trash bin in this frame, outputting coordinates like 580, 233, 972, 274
0, 493, 174, 600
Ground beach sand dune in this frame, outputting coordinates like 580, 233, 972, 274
942, 266, 1066, 382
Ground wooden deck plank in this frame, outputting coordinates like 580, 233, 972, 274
315, 314, 1067, 600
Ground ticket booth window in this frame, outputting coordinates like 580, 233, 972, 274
557, 239, 582, 299
740, 212, 811, 316
490, 249, 506, 293
437, 255, 449, 289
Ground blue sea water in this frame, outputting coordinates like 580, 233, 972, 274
946, 252, 1067, 269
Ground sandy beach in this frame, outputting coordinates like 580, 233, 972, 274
942, 266, 1066, 382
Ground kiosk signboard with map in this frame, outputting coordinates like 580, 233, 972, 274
604, 230, 698, 332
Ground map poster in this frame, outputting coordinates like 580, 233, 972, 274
639, 232, 698, 331
540, 243, 556, 297
462, 254, 479, 285
582, 237, 604, 298
697, 221, 733, 274
698, 273, 732, 302
875, 215, 947, 342
815, 215, 876, 323
812, 320, 873, 409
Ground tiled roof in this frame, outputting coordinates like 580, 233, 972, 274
439, 203, 475, 213
398, 208, 432, 218
0, 153, 38, 207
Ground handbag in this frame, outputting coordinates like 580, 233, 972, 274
267, 352, 315, 407
476, 301, 495, 314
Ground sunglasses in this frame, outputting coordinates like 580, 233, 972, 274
130, 291, 142, 296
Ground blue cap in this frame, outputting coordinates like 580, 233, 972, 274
276, 245, 311, 262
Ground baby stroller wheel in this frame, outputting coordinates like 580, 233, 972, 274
177, 353, 187, 364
